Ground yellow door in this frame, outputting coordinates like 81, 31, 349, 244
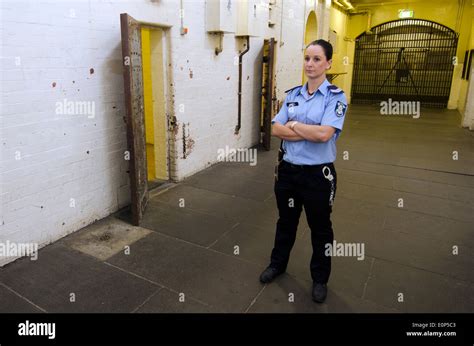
141, 27, 169, 181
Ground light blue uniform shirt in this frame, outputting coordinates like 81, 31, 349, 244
271, 79, 348, 165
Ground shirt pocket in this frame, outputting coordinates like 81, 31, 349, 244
286, 102, 300, 121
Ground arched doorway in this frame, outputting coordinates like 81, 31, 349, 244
351, 19, 458, 108
302, 11, 318, 84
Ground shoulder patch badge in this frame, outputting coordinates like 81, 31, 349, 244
335, 101, 347, 117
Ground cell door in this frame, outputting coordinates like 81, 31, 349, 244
351, 19, 458, 108
120, 13, 149, 226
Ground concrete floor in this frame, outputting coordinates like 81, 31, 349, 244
1, 104, 473, 313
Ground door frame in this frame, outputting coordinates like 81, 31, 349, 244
138, 20, 174, 185
141, 26, 173, 182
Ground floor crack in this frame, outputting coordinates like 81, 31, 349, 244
361, 257, 376, 300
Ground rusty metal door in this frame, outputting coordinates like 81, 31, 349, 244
261, 38, 276, 150
120, 13, 148, 226
351, 19, 458, 108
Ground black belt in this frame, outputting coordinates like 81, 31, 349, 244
281, 160, 334, 170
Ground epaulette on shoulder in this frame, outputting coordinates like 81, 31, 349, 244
327, 84, 344, 94
285, 85, 302, 93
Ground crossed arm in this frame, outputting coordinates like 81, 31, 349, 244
271, 121, 336, 143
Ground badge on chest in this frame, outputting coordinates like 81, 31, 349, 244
287, 102, 299, 114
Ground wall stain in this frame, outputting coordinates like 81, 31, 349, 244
182, 123, 187, 159
182, 122, 194, 159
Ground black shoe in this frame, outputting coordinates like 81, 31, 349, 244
312, 282, 328, 303
259, 266, 284, 284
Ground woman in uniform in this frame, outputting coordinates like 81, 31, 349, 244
259, 39, 348, 303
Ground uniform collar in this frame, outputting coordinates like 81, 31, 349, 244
301, 79, 330, 99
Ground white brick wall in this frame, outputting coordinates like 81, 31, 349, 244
0, 0, 316, 266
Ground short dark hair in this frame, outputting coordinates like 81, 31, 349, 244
306, 39, 333, 61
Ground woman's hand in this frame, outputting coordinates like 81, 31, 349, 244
273, 121, 335, 142
291, 122, 336, 143
271, 122, 304, 141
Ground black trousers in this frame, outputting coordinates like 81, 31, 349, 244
270, 160, 337, 284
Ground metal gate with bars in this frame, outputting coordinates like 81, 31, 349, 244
351, 19, 459, 108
